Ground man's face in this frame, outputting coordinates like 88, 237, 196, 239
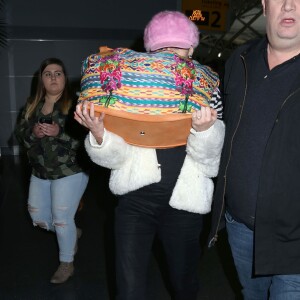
262, 0, 300, 49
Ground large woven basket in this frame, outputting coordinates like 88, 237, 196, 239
78, 47, 218, 148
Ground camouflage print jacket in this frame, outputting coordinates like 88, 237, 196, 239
16, 100, 89, 180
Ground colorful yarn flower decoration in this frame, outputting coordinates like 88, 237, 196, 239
173, 55, 196, 113
98, 53, 122, 107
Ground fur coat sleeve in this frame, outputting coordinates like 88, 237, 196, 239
169, 119, 225, 214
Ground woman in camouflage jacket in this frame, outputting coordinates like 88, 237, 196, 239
16, 58, 89, 284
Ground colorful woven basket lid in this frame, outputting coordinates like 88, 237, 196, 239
78, 47, 219, 148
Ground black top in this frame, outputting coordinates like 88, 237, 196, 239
225, 45, 300, 229
118, 146, 186, 204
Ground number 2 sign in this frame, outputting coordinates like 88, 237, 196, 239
182, 0, 229, 32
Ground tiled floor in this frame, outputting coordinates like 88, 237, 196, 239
0, 155, 242, 300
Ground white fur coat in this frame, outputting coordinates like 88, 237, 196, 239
85, 119, 225, 214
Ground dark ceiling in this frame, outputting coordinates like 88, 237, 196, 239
196, 0, 265, 63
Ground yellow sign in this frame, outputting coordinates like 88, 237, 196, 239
182, 0, 229, 32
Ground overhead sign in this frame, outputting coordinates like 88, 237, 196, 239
182, 0, 229, 32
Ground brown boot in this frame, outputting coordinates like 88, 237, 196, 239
50, 262, 74, 284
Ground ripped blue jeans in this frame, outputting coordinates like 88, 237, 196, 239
28, 173, 89, 262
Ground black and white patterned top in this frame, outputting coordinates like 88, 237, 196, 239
210, 87, 223, 120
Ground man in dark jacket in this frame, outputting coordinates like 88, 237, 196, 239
209, 0, 300, 298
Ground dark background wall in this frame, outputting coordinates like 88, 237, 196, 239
0, 0, 180, 154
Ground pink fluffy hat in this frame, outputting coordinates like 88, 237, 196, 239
144, 10, 199, 52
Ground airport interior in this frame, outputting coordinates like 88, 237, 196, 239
0, 0, 265, 299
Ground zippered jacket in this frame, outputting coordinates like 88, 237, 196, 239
209, 38, 300, 275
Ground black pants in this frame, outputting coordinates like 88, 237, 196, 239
115, 192, 203, 300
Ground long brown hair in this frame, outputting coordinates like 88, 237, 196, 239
25, 58, 72, 120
